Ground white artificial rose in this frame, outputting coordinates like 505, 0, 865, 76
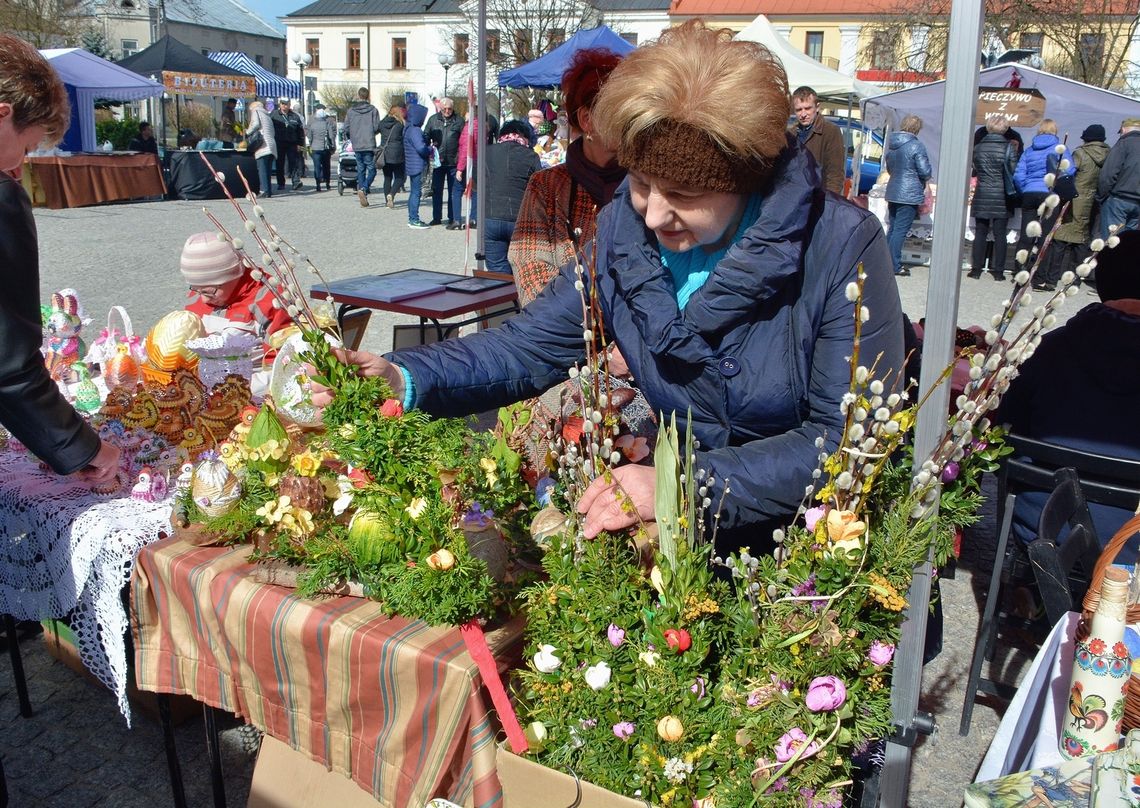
533, 644, 562, 673
584, 661, 612, 690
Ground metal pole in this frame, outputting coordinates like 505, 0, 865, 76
878, 0, 984, 803
475, 0, 487, 269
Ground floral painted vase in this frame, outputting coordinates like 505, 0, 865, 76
1061, 566, 1132, 760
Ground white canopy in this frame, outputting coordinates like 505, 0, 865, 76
734, 15, 879, 100
862, 63, 1140, 175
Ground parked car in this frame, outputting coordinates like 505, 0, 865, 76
827, 117, 885, 195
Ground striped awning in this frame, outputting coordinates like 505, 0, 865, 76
208, 52, 301, 100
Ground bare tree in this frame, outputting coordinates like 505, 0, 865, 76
860, 0, 1139, 91
441, 0, 604, 116
0, 0, 88, 47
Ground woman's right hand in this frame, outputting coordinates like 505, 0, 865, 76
307, 348, 405, 408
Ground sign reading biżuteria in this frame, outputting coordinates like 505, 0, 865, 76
976, 87, 1046, 128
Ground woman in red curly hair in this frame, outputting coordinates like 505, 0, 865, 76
509, 47, 626, 306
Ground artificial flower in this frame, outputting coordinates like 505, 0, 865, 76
656, 715, 684, 742
612, 721, 635, 741
607, 624, 626, 647
614, 433, 650, 462
826, 509, 865, 545
774, 728, 820, 763
649, 566, 665, 594
804, 676, 847, 712
524, 722, 547, 746
463, 502, 494, 530
330, 475, 355, 516
868, 640, 895, 667
255, 496, 290, 525
804, 505, 827, 532
405, 497, 428, 520
480, 456, 499, 487
638, 650, 661, 668
664, 628, 692, 654
533, 645, 562, 673
346, 466, 373, 489
290, 450, 322, 477
426, 548, 456, 571
662, 756, 693, 784
286, 507, 315, 537
379, 398, 404, 418
941, 461, 960, 483
584, 661, 612, 691
691, 677, 706, 698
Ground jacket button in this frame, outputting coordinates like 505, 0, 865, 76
719, 357, 740, 378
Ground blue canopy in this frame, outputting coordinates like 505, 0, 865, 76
209, 51, 301, 100
497, 26, 634, 89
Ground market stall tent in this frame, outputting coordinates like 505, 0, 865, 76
40, 48, 164, 152
862, 64, 1140, 175
497, 25, 635, 89
734, 15, 879, 101
208, 52, 301, 100
118, 35, 255, 98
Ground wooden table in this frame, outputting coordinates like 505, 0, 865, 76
312, 270, 520, 345
132, 538, 523, 808
23, 153, 165, 209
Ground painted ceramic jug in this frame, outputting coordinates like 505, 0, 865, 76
1061, 566, 1132, 759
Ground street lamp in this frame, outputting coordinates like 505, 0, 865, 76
438, 51, 456, 96
291, 51, 312, 116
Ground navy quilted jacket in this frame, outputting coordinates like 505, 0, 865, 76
884, 132, 932, 205
391, 143, 904, 551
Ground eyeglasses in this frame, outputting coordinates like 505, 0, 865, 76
189, 285, 221, 296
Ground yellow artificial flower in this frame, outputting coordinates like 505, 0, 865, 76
291, 449, 322, 477
289, 508, 315, 537
255, 496, 290, 525
826, 509, 865, 545
480, 457, 497, 474
405, 497, 429, 520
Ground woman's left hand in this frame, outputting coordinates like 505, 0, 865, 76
577, 464, 656, 539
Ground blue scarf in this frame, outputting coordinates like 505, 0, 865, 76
660, 193, 764, 310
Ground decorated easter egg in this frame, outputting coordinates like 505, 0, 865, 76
104, 344, 141, 389
191, 452, 241, 518
142, 311, 203, 384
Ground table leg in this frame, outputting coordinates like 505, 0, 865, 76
203, 704, 228, 808
157, 694, 188, 808
2, 615, 31, 718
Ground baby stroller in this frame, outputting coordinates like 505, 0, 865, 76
336, 147, 358, 196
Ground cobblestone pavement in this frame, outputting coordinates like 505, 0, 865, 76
2, 186, 1093, 807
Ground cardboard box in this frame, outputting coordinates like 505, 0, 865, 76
496, 744, 647, 808
247, 735, 384, 808
40, 618, 197, 725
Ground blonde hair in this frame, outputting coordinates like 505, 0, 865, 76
1038, 118, 1057, 135
592, 20, 790, 171
248, 100, 264, 111
900, 115, 922, 134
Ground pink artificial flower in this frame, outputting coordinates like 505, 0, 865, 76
691, 677, 706, 698
379, 398, 404, 418
805, 675, 847, 712
614, 434, 650, 463
774, 728, 820, 763
868, 640, 895, 667
613, 721, 635, 741
804, 505, 827, 532
607, 624, 626, 647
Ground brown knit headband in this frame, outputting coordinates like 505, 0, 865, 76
617, 119, 770, 194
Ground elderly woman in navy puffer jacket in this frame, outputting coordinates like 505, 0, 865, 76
1013, 119, 1074, 273
884, 115, 932, 277
309, 22, 904, 556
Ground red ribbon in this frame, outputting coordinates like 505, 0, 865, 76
460, 619, 528, 754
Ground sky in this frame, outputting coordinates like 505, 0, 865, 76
245, 0, 303, 32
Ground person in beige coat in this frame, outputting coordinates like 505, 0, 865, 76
244, 100, 277, 197
789, 86, 845, 195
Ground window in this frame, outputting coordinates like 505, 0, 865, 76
306, 38, 320, 68
1019, 31, 1044, 52
513, 28, 533, 61
453, 33, 469, 63
347, 37, 361, 69
805, 31, 824, 61
121, 38, 138, 57
271, 56, 280, 74
620, 32, 638, 47
255, 54, 264, 66
486, 29, 501, 63
201, 48, 209, 56
1079, 33, 1104, 71
870, 31, 896, 70
119, 0, 136, 8
546, 28, 565, 52
392, 37, 407, 70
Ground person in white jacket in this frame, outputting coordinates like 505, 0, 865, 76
245, 100, 277, 197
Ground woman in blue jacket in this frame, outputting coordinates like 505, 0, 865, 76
402, 102, 432, 228
1013, 119, 1074, 275
311, 21, 904, 553
884, 115, 932, 277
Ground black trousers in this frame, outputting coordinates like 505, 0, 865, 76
275, 144, 301, 187
382, 163, 405, 197
1015, 191, 1061, 268
972, 217, 1009, 274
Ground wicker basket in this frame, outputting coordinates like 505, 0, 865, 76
1081, 513, 1140, 623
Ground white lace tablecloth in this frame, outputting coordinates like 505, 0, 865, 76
0, 448, 172, 723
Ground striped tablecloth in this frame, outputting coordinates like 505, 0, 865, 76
131, 537, 522, 808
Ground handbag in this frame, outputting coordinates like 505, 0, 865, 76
245, 129, 265, 153
1002, 142, 1020, 203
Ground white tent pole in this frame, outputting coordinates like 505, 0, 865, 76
878, 0, 984, 802
475, 0, 487, 271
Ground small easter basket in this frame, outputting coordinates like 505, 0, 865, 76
84, 305, 145, 366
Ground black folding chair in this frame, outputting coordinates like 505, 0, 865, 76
960, 436, 1140, 735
